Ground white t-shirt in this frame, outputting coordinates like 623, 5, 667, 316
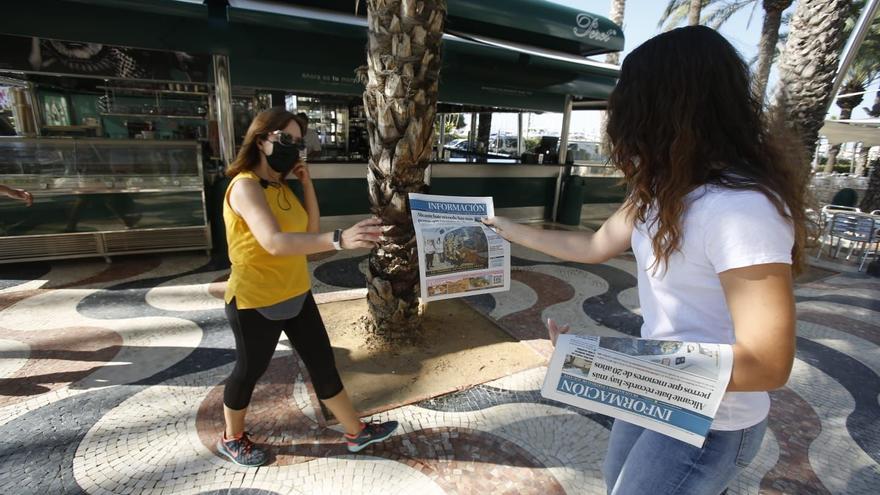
631, 185, 794, 431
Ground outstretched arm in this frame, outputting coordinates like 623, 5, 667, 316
0, 184, 33, 206
229, 179, 380, 255
483, 202, 635, 264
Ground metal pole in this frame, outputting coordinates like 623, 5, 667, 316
24, 83, 42, 136
468, 112, 477, 163
826, 0, 880, 116
558, 96, 573, 164
438, 113, 446, 161
212, 54, 236, 169
517, 112, 523, 158
551, 96, 573, 222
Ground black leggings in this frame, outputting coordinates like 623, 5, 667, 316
223, 292, 344, 409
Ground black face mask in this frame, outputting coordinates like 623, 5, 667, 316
263, 141, 300, 177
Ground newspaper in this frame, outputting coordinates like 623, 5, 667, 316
542, 334, 734, 447
409, 193, 511, 302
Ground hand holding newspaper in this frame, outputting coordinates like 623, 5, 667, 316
542, 334, 734, 447
409, 193, 511, 302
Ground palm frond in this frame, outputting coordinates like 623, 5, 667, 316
705, 1, 755, 30
657, 0, 691, 30
658, 0, 687, 27
745, 0, 759, 28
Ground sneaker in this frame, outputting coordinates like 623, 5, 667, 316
216, 431, 267, 467
345, 420, 399, 453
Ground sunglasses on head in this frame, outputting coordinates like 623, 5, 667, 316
268, 130, 306, 149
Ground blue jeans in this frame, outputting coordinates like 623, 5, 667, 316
603, 418, 767, 495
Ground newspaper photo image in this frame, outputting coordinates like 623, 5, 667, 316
542, 334, 733, 447
409, 193, 511, 302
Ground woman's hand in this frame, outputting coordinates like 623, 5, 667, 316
481, 216, 516, 241
341, 217, 385, 249
3, 187, 33, 207
546, 318, 570, 346
292, 160, 311, 183
16, 189, 33, 207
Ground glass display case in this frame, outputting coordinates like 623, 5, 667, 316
296, 96, 349, 160
0, 137, 210, 263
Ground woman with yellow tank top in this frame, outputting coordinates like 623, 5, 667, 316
217, 108, 398, 467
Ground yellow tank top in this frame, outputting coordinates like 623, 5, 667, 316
223, 170, 311, 308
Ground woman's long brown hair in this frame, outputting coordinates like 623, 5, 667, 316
226, 107, 305, 178
606, 26, 810, 275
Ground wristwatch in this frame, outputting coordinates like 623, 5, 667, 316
332, 228, 344, 250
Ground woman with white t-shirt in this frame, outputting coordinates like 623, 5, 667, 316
483, 26, 808, 495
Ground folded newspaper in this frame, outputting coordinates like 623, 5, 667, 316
542, 334, 734, 447
409, 193, 511, 302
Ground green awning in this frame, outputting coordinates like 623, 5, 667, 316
0, 0, 619, 112
226, 1, 618, 112
0, 0, 218, 53
445, 0, 624, 57
269, 0, 624, 57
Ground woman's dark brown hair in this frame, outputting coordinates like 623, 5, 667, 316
226, 107, 305, 178
606, 26, 810, 275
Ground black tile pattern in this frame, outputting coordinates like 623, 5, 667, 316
416, 384, 614, 430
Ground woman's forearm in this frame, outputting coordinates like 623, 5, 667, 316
265, 231, 334, 256
726, 340, 794, 392
500, 223, 603, 264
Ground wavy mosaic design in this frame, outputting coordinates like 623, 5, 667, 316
0, 245, 878, 494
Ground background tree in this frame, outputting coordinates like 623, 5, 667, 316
689, 0, 705, 25
824, 2, 880, 172
775, 0, 852, 163
659, 0, 793, 101
824, 62, 879, 172
358, 0, 446, 340
753, 0, 795, 100
660, 0, 706, 28
606, 0, 627, 66
600, 0, 626, 155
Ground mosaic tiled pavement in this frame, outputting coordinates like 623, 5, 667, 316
1, 243, 878, 495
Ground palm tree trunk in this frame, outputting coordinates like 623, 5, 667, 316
824, 102, 858, 173
605, 0, 626, 66
361, 0, 446, 340
823, 79, 864, 171
688, 0, 702, 25
854, 145, 870, 176
824, 145, 841, 173
753, 1, 793, 101
602, 0, 626, 154
775, 0, 851, 163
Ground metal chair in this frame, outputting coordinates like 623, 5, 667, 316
816, 212, 877, 268
858, 212, 880, 271
819, 204, 861, 233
